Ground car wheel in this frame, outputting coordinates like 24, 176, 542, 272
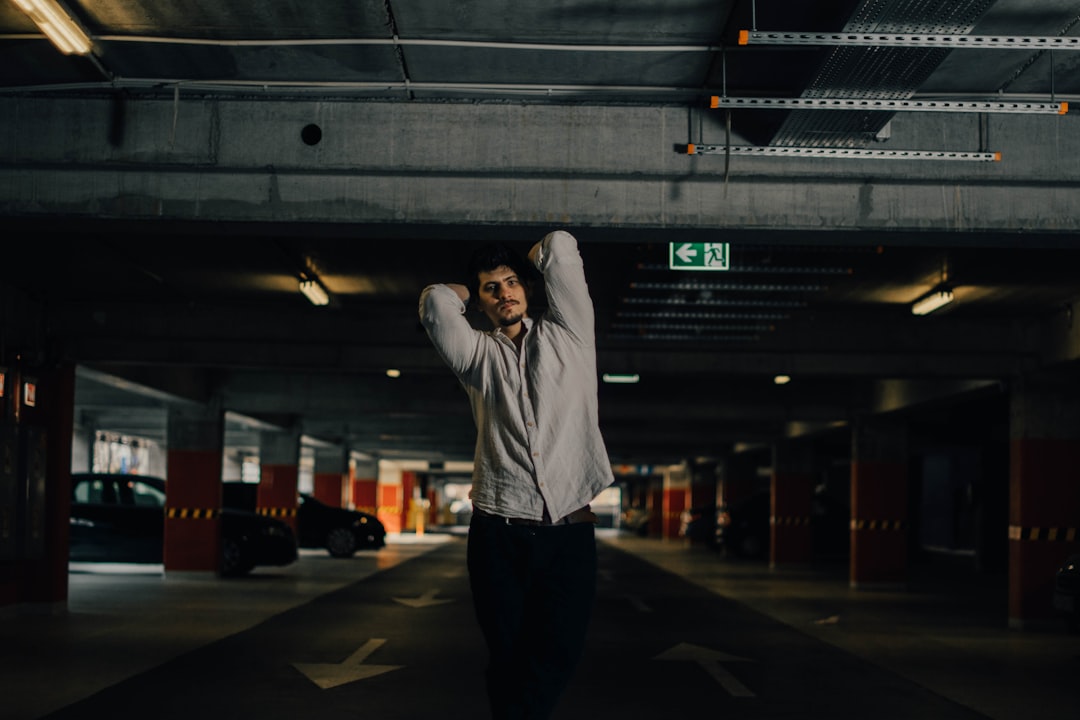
325, 527, 358, 558
221, 536, 253, 577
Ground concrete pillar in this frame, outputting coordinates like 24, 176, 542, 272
351, 454, 378, 515
647, 474, 664, 538
661, 464, 690, 541
313, 445, 347, 508
375, 460, 408, 534
0, 359, 75, 607
258, 428, 301, 532
771, 439, 816, 567
850, 417, 909, 589
721, 450, 762, 508
1008, 371, 1080, 629
165, 400, 225, 574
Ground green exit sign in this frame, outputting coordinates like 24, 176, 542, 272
669, 242, 730, 271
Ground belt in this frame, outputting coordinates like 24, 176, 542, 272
474, 505, 598, 527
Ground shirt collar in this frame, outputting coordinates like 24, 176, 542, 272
492, 315, 532, 339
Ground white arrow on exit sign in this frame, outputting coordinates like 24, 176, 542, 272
669, 242, 730, 271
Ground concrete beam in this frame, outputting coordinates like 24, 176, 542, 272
2, 96, 1079, 233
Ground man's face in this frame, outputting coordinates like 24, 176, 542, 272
477, 265, 528, 329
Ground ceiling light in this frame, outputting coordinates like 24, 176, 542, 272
11, 0, 93, 55
299, 278, 329, 306
602, 373, 640, 384
773, 375, 791, 385
385, 369, 401, 378
911, 289, 954, 316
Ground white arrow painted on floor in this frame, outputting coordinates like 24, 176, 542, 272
654, 642, 756, 697
293, 638, 403, 689
393, 588, 454, 608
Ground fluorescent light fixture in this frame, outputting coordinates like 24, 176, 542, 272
11, 0, 93, 55
602, 373, 640, 384
911, 289, 954, 316
299, 278, 330, 306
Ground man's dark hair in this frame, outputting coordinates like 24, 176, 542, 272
466, 242, 536, 299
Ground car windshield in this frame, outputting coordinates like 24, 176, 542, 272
73, 476, 166, 507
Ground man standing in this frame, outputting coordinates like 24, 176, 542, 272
419, 229, 614, 719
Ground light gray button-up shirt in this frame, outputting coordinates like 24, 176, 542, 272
418, 230, 614, 522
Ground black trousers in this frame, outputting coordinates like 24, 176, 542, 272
467, 513, 597, 720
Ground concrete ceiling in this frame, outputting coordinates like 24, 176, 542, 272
2, 0, 1080, 468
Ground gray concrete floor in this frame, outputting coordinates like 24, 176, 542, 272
2, 530, 1078, 720
603, 533, 1080, 720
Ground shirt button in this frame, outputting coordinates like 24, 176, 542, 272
527, 422, 534, 427
532, 452, 539, 457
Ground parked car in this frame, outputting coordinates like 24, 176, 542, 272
620, 505, 652, 536
222, 482, 386, 558
69, 473, 298, 577
1053, 554, 1080, 632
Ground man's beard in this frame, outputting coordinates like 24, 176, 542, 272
498, 311, 524, 327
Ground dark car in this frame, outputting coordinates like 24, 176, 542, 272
1053, 554, 1080, 632
222, 482, 386, 558
69, 473, 298, 577
620, 505, 652, 537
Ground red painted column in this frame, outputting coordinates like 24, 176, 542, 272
850, 418, 908, 589
257, 429, 301, 532
402, 470, 418, 532
350, 454, 377, 514
352, 475, 378, 515
771, 440, 815, 567
690, 461, 718, 509
662, 464, 689, 540
721, 450, 761, 509
1008, 373, 1080, 629
0, 362, 15, 607
378, 483, 403, 534
427, 485, 439, 528
313, 446, 347, 508
1, 359, 75, 607
165, 402, 225, 574
647, 477, 664, 538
